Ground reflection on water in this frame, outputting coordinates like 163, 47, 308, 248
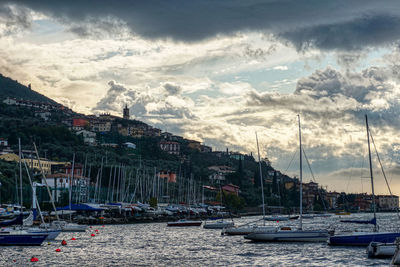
1, 213, 397, 266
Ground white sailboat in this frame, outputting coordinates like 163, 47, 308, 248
222, 132, 268, 236
244, 115, 329, 242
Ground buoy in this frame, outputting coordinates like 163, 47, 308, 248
102, 225, 105, 227
13, 260, 16, 262
89, 226, 92, 229
47, 242, 51, 245
71, 237, 76, 240
95, 229, 98, 232
55, 248, 61, 252
91, 233, 95, 237
30, 257, 39, 262
61, 240, 67, 246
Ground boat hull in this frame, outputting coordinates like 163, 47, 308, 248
28, 229, 61, 240
167, 221, 202, 227
329, 232, 400, 246
0, 233, 48, 246
245, 230, 330, 242
367, 242, 396, 258
203, 222, 234, 229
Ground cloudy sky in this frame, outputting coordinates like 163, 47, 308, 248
2, 0, 400, 195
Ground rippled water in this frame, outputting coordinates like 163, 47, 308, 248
1, 213, 399, 266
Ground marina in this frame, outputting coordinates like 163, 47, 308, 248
0, 213, 398, 266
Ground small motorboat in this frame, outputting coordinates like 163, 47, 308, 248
167, 219, 202, 227
244, 226, 330, 242
367, 242, 396, 258
222, 225, 275, 236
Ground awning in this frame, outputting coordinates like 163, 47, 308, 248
57, 204, 103, 212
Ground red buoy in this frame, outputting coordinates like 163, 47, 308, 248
102, 225, 105, 227
95, 229, 99, 232
89, 226, 92, 229
61, 240, 67, 246
91, 233, 95, 237
55, 248, 61, 252
71, 237, 76, 240
30, 257, 39, 262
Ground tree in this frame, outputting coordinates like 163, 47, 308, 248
149, 197, 158, 208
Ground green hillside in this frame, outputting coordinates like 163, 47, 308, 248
0, 74, 57, 104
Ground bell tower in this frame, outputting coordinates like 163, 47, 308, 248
123, 104, 130, 120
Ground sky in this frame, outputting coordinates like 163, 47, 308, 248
1, 0, 400, 195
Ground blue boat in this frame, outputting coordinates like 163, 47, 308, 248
329, 115, 400, 246
0, 231, 48, 246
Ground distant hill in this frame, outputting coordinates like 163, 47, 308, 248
0, 73, 57, 104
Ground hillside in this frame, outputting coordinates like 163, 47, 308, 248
0, 73, 57, 104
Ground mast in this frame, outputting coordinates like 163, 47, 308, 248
18, 138, 23, 215
256, 132, 266, 225
298, 115, 303, 230
365, 115, 377, 232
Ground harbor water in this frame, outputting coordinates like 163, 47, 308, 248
1, 213, 398, 266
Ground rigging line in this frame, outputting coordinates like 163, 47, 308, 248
369, 128, 400, 219
302, 147, 327, 212
284, 149, 298, 172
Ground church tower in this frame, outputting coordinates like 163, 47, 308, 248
123, 104, 130, 120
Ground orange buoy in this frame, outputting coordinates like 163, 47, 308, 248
61, 240, 67, 246
30, 257, 39, 262
71, 237, 76, 240
91, 233, 95, 237
55, 248, 61, 252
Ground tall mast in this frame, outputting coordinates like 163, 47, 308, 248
18, 138, 23, 215
298, 115, 303, 230
365, 115, 377, 232
256, 132, 266, 225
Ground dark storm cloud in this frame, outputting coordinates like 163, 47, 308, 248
0, 4, 31, 36
6, 0, 400, 50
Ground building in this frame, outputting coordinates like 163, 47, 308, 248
43, 173, 90, 202
208, 165, 235, 184
326, 191, 341, 210
377, 195, 399, 211
222, 184, 240, 196
0, 153, 68, 174
72, 118, 89, 131
76, 130, 96, 145
160, 141, 180, 155
200, 145, 212, 153
187, 140, 201, 151
35, 110, 51, 121
123, 104, 130, 120
157, 171, 177, 183
0, 138, 8, 147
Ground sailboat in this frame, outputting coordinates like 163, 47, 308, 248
244, 115, 329, 242
204, 186, 234, 229
329, 115, 400, 246
222, 132, 271, 236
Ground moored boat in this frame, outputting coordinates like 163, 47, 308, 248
0, 230, 48, 246
367, 241, 396, 258
167, 219, 202, 227
203, 220, 234, 229
245, 226, 329, 242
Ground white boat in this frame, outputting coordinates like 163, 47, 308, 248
367, 242, 396, 258
244, 116, 329, 242
391, 239, 400, 265
222, 225, 275, 236
203, 220, 234, 229
42, 220, 88, 232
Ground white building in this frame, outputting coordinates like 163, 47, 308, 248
76, 130, 96, 145
377, 195, 399, 211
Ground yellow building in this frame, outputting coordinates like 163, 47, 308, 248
0, 153, 68, 174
